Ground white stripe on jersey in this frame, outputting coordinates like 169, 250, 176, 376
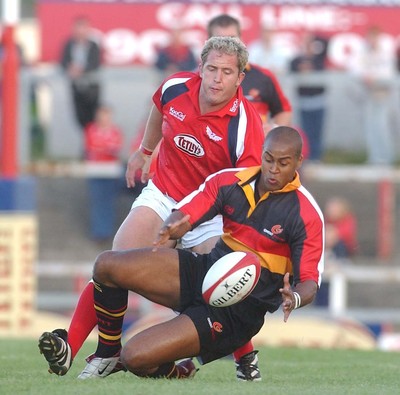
298, 184, 325, 286
235, 102, 248, 162
161, 77, 191, 95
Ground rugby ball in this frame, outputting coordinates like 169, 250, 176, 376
202, 251, 261, 307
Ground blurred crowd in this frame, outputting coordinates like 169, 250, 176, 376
1, 16, 397, 248
149, 23, 400, 166
3, 18, 399, 166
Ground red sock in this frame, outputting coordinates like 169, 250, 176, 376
233, 340, 254, 362
68, 281, 97, 359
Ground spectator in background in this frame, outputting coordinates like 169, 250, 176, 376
154, 27, 198, 80
324, 196, 359, 259
290, 32, 329, 162
314, 195, 358, 307
348, 25, 396, 165
60, 16, 102, 131
84, 104, 123, 242
248, 25, 291, 76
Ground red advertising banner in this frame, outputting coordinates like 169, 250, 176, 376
37, 1, 400, 67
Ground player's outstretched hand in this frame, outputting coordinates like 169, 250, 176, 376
125, 150, 152, 188
280, 272, 295, 322
153, 214, 191, 251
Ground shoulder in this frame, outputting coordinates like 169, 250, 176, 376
160, 71, 198, 94
296, 186, 324, 222
204, 167, 245, 184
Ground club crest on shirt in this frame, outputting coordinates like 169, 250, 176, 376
174, 134, 205, 157
169, 106, 186, 121
271, 224, 283, 234
206, 126, 222, 142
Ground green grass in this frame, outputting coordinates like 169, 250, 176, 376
0, 339, 398, 395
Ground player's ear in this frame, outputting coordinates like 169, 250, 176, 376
198, 62, 203, 77
296, 153, 304, 170
236, 71, 245, 87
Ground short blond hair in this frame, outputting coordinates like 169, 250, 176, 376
200, 36, 248, 73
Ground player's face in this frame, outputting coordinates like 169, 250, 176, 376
258, 141, 303, 193
199, 50, 245, 111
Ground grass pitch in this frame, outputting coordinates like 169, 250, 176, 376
0, 338, 398, 395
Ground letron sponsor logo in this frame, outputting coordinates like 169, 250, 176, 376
174, 134, 205, 157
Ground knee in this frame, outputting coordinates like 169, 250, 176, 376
120, 345, 152, 377
93, 250, 116, 283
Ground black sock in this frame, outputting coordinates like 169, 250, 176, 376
93, 280, 128, 357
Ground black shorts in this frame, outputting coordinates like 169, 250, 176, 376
177, 249, 266, 364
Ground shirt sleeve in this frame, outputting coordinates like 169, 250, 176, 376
175, 169, 237, 228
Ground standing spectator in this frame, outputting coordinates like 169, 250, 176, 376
248, 25, 291, 76
348, 26, 396, 165
154, 27, 198, 80
60, 16, 102, 130
290, 32, 329, 162
207, 14, 292, 134
84, 104, 123, 242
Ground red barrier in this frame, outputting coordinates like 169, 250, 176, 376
0, 25, 19, 178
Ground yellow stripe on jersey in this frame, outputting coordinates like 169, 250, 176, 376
222, 235, 293, 275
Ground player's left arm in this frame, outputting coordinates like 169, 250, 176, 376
280, 273, 318, 322
281, 201, 324, 321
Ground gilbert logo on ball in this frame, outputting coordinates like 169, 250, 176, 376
202, 251, 261, 307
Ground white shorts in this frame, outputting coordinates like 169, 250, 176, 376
131, 180, 223, 249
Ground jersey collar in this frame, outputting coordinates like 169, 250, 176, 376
236, 166, 302, 193
192, 74, 244, 118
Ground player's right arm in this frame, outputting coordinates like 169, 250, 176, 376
125, 105, 163, 187
154, 212, 191, 248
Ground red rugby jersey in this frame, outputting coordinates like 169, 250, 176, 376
151, 72, 264, 202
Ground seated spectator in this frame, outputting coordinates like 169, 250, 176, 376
84, 104, 123, 242
314, 196, 358, 307
324, 196, 359, 259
